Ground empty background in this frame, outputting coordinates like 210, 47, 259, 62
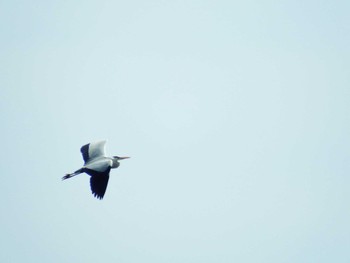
1, 0, 349, 262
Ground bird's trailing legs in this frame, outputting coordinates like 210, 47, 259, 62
62, 168, 84, 180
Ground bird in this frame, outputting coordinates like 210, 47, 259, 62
62, 140, 129, 199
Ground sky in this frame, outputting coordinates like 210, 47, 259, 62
1, 0, 350, 262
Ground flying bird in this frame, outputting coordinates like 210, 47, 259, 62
62, 140, 129, 199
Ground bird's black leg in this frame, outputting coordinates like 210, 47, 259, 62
62, 168, 84, 180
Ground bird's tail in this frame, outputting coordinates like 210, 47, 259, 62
62, 168, 83, 180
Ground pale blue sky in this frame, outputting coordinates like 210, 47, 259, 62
1, 1, 349, 262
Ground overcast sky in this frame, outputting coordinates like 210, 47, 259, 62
1, 1, 350, 262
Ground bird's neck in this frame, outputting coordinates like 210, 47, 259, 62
111, 158, 120, 168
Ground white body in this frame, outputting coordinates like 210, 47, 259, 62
85, 158, 113, 172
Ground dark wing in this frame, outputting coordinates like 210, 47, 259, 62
80, 143, 90, 163
90, 174, 110, 200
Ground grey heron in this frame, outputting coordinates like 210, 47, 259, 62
62, 140, 129, 199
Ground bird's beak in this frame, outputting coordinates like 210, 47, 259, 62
119, 157, 130, 160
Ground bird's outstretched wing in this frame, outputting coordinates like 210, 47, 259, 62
90, 174, 110, 200
80, 140, 107, 164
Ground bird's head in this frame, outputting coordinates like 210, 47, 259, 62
111, 156, 130, 168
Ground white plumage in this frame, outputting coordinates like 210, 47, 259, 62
83, 141, 107, 163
